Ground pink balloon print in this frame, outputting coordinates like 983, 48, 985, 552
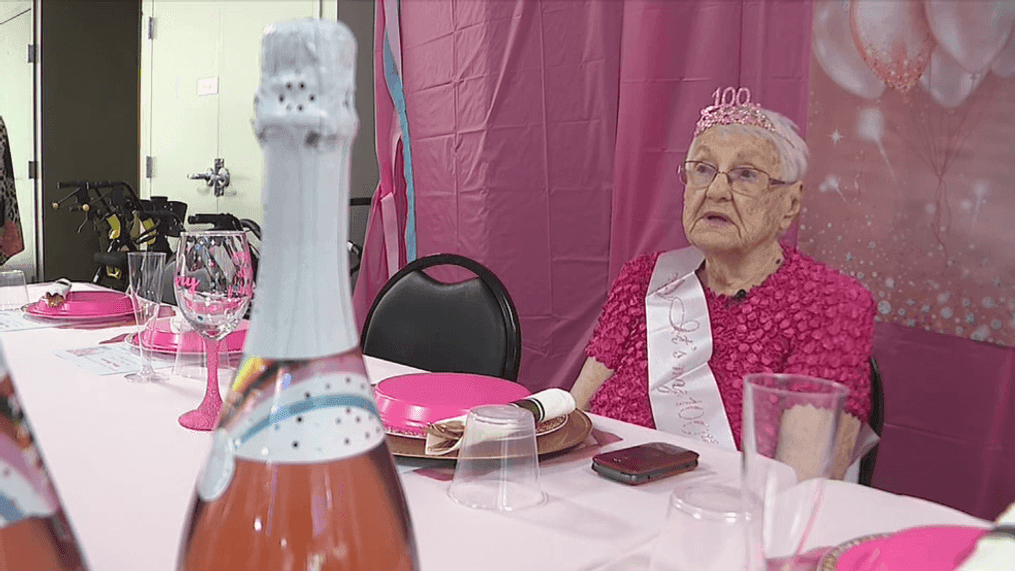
851, 0, 936, 93
924, 0, 1015, 74
813, 0, 886, 100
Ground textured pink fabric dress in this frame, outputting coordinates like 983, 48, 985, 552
586, 246, 875, 447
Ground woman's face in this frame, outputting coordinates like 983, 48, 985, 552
681, 126, 802, 257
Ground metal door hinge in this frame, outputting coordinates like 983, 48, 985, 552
145, 156, 153, 179
27, 161, 37, 179
27, 44, 36, 63
147, 17, 155, 40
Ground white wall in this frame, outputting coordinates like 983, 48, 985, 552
0, 1, 37, 280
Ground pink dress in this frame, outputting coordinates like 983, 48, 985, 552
586, 246, 875, 447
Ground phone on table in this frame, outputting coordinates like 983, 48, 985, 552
591, 442, 699, 485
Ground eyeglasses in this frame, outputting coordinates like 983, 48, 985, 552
678, 161, 789, 194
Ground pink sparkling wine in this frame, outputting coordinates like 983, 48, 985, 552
0, 345, 88, 571
177, 18, 419, 571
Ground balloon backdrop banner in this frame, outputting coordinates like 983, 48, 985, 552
803, 1, 1015, 348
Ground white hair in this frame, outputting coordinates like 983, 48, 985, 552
687, 108, 809, 182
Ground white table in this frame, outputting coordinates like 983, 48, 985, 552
1, 283, 987, 571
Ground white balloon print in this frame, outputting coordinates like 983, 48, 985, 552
813, 0, 886, 100
924, 0, 1015, 74
919, 47, 987, 108
857, 107, 896, 181
991, 31, 1015, 77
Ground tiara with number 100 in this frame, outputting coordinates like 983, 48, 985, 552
693, 87, 776, 138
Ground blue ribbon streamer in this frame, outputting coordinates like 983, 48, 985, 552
382, 8, 417, 263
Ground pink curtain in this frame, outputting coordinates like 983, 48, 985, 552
354, 0, 815, 392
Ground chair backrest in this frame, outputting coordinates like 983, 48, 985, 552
859, 356, 884, 486
360, 253, 522, 381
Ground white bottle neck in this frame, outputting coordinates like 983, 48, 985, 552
243, 133, 358, 360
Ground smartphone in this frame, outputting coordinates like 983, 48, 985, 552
591, 442, 699, 485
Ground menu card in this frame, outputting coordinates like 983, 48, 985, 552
56, 344, 174, 376
0, 311, 51, 333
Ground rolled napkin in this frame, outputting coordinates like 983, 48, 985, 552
43, 279, 72, 308
956, 502, 1015, 571
424, 388, 576, 456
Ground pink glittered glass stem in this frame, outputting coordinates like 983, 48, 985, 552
178, 337, 224, 431
201, 337, 223, 412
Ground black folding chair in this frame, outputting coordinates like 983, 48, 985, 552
360, 253, 522, 381
859, 356, 884, 486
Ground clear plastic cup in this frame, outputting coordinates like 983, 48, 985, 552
649, 483, 762, 571
448, 404, 546, 511
742, 373, 848, 568
0, 270, 29, 310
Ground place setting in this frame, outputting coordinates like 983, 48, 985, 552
0, 270, 136, 332
375, 372, 594, 460
370, 370, 595, 510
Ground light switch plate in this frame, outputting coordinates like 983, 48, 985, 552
198, 77, 219, 96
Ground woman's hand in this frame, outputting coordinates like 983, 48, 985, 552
569, 357, 614, 411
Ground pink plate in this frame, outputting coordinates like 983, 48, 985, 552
25, 291, 134, 320
129, 317, 248, 355
832, 526, 985, 571
374, 372, 530, 437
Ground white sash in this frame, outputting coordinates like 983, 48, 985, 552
646, 248, 736, 450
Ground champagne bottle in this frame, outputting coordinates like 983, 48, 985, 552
177, 19, 419, 571
0, 341, 89, 571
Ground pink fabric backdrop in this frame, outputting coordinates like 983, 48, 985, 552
353, 0, 1013, 520
354, 0, 814, 393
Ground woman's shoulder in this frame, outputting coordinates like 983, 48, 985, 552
782, 247, 874, 309
611, 251, 663, 289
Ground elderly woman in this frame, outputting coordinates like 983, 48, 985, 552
570, 89, 874, 478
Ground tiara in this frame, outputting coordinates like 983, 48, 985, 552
693, 87, 776, 138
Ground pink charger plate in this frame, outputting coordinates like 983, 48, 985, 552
132, 317, 249, 355
374, 372, 531, 437
833, 525, 986, 571
25, 291, 134, 320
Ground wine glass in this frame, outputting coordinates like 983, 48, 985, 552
126, 251, 167, 383
174, 231, 254, 431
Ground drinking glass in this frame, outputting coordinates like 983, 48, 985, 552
174, 231, 254, 431
741, 373, 848, 571
0, 270, 29, 310
649, 483, 761, 571
448, 405, 545, 511
126, 252, 167, 383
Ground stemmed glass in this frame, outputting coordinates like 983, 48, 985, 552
173, 231, 254, 431
126, 252, 167, 383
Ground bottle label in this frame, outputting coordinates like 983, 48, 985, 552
198, 370, 384, 502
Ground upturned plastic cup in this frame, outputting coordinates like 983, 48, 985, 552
0, 270, 29, 310
448, 404, 546, 511
649, 483, 762, 571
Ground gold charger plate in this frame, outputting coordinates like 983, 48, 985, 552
384, 409, 594, 460
817, 533, 892, 571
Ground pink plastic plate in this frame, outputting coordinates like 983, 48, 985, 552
374, 372, 531, 437
128, 317, 248, 355
25, 291, 134, 320
822, 526, 986, 571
